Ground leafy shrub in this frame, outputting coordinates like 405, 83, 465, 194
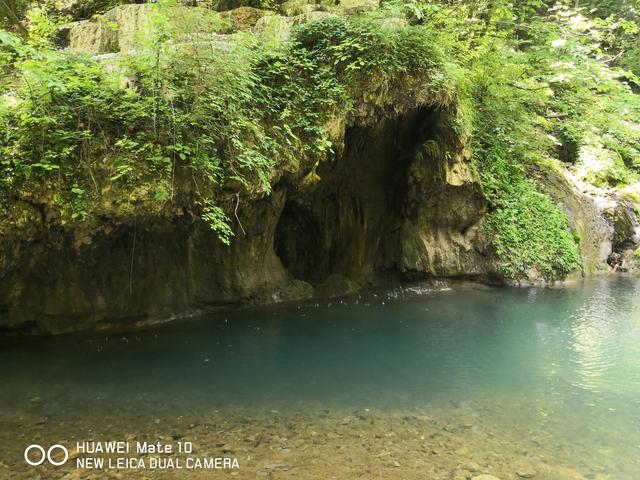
293, 16, 446, 84
0, 5, 451, 240
480, 147, 580, 280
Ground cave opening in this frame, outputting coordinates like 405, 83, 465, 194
274, 107, 449, 286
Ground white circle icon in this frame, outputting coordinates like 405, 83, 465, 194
24, 444, 69, 466
24, 445, 46, 466
47, 445, 69, 466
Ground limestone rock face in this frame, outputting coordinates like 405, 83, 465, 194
607, 200, 640, 252
3, 76, 633, 333
0, 104, 493, 334
220, 6, 272, 30
534, 167, 640, 276
2, 2, 638, 334
60, 4, 153, 53
0, 105, 634, 333
534, 167, 613, 275
252, 14, 293, 43
274, 108, 494, 285
59, 3, 235, 53
396, 132, 489, 278
0, 188, 312, 334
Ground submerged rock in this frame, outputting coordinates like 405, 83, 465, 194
515, 463, 537, 478
544, 465, 588, 480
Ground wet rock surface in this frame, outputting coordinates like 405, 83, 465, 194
0, 105, 494, 333
59, 4, 153, 53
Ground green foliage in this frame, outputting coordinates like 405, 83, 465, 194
24, 6, 65, 49
0, 44, 134, 182
537, 4, 640, 183
400, 0, 637, 280
70, 183, 87, 220
293, 16, 444, 80
579, 0, 640, 76
0, 3, 450, 243
200, 201, 234, 245
479, 146, 580, 280
0, 0, 637, 278
436, 19, 578, 280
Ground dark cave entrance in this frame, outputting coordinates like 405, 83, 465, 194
274, 108, 448, 285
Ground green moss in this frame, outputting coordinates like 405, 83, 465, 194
579, 136, 639, 188
572, 229, 581, 246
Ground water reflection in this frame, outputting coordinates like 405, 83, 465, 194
568, 279, 640, 397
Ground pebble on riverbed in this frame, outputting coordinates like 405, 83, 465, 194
515, 463, 537, 478
0, 398, 626, 480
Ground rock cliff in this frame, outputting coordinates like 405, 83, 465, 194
0, 3, 638, 334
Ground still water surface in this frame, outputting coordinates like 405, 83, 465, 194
1, 277, 639, 478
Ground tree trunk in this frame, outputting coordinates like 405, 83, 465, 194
0, 0, 28, 35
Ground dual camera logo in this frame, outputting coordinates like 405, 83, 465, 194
24, 444, 69, 466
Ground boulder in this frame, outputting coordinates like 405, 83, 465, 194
316, 274, 360, 298
220, 6, 273, 31
515, 463, 537, 478
532, 166, 614, 276
253, 11, 335, 43
607, 200, 639, 251
620, 247, 640, 273
280, 0, 324, 16
61, 4, 153, 53
252, 15, 293, 43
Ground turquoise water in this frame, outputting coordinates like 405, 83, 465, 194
1, 278, 640, 477
2, 278, 640, 411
